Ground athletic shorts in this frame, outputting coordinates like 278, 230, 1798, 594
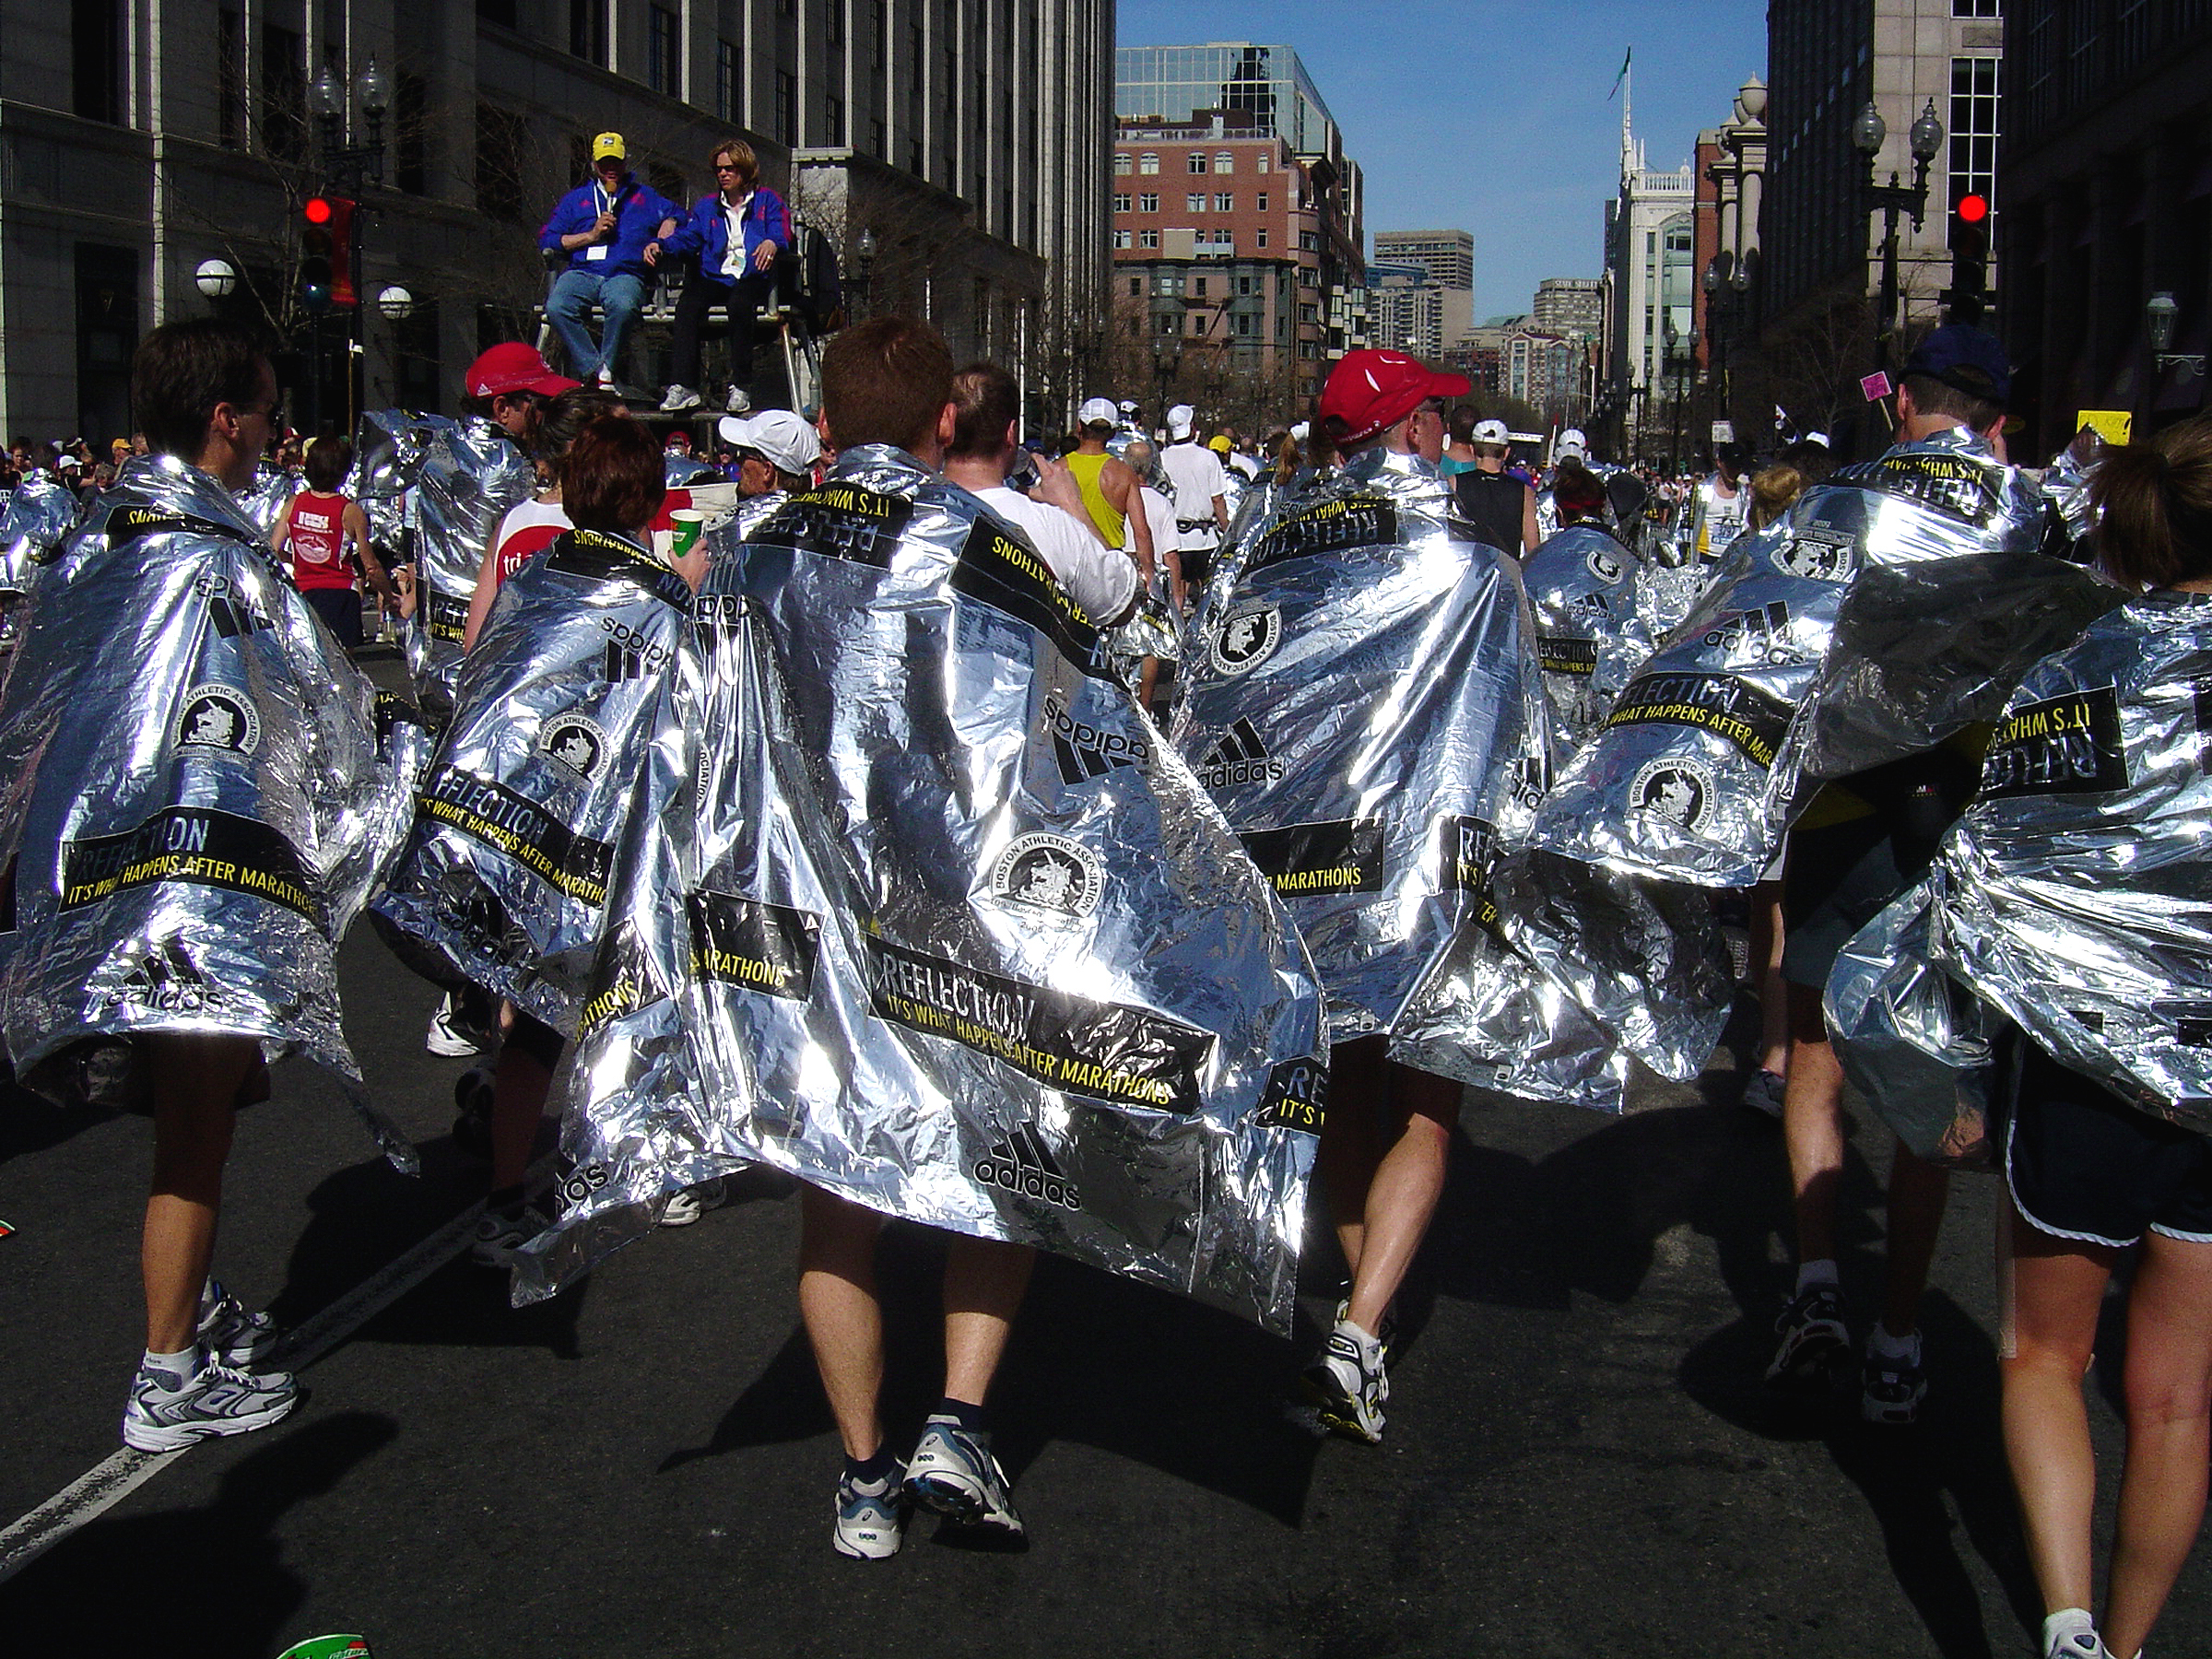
1779, 815, 1904, 990
2006, 1041, 2212, 1249
302, 584, 363, 648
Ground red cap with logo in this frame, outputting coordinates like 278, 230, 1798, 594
1317, 349, 1471, 446
464, 342, 581, 400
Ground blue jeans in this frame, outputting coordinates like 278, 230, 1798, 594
546, 267, 649, 382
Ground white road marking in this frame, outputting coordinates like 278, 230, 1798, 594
0, 1157, 553, 1586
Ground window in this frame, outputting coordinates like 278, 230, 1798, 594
1112, 229, 1132, 250
649, 6, 680, 94
1216, 151, 1234, 172
1187, 193, 1206, 212
1114, 152, 1132, 174
717, 39, 741, 122
1157, 313, 1178, 335
1128, 276, 1140, 295
1256, 229, 1267, 248
1194, 276, 1207, 298
1300, 303, 1319, 324
1138, 229, 1159, 249
1299, 230, 1318, 252
1237, 275, 1255, 296
570, 0, 607, 65
259, 24, 305, 155
1113, 193, 1132, 213
1254, 153, 1269, 172
776, 70, 797, 147
217, 7, 245, 147
870, 116, 887, 159
1216, 193, 1232, 212
1138, 193, 1159, 213
1256, 192, 1268, 212
872, 0, 887, 67
1138, 152, 1159, 174
1949, 55, 2000, 208
827, 0, 844, 47
1187, 152, 1209, 173
73, 0, 123, 124
1952, 0, 1999, 14
826, 92, 845, 146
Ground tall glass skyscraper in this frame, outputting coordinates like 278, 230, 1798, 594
1114, 42, 1339, 158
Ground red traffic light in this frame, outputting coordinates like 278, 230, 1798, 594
1956, 194, 1989, 224
303, 195, 335, 225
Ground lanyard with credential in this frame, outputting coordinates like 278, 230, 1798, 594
587, 182, 618, 260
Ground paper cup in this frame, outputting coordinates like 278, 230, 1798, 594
667, 509, 707, 559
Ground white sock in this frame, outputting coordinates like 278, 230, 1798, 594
1796, 1259, 1839, 1295
1867, 1325, 1922, 1365
2041, 1608, 2101, 1658
140, 1346, 201, 1391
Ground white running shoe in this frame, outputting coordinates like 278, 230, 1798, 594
904, 1417, 1025, 1538
833, 1458, 909, 1559
122, 1353, 298, 1453
470, 1201, 553, 1268
660, 383, 702, 413
198, 1278, 281, 1369
425, 990, 494, 1057
1302, 1316, 1388, 1443
659, 1177, 724, 1228
724, 385, 751, 415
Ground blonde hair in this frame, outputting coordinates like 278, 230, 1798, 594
1749, 463, 1803, 529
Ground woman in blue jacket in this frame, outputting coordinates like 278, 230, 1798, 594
650, 138, 791, 415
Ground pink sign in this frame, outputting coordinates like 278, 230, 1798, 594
1861, 371, 1893, 402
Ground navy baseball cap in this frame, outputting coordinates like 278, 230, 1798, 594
1903, 324, 2011, 405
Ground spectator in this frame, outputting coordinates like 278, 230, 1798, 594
539, 131, 682, 394
717, 409, 821, 498
653, 138, 791, 418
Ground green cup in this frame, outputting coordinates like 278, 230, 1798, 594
667, 508, 707, 559
276, 1638, 371, 1659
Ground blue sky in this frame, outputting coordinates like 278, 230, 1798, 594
1115, 0, 1770, 320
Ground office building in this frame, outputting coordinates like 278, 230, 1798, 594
1602, 72, 1697, 457
1534, 276, 1603, 338
0, 0, 1113, 441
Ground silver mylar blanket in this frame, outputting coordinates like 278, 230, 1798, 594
1170, 447, 1560, 1047
516, 449, 1328, 1335
0, 455, 428, 1165
2040, 441, 2099, 549
1522, 524, 1654, 754
1530, 427, 2110, 888
406, 416, 537, 720
1, 475, 80, 596
373, 527, 697, 1035
349, 409, 446, 568
1865, 593, 2212, 1133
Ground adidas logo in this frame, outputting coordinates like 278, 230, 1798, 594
974, 1121, 1083, 1211
191, 575, 272, 639
1196, 717, 1284, 789
104, 939, 225, 1014
603, 639, 647, 681
1041, 690, 1148, 786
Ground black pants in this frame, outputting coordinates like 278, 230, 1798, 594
668, 262, 777, 395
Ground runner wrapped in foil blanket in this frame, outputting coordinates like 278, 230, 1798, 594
406, 416, 537, 720
516, 448, 1328, 1334
1522, 523, 1654, 753
1838, 593, 2212, 1151
373, 527, 697, 1035
0, 474, 80, 597
1529, 427, 2110, 888
2040, 437, 2100, 552
0, 455, 428, 1163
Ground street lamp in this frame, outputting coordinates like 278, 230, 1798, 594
376, 285, 414, 322
194, 258, 240, 302
850, 226, 877, 321
1856, 97, 1943, 371
2148, 291, 2206, 380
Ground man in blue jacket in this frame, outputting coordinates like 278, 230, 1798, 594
539, 132, 681, 394
649, 137, 791, 415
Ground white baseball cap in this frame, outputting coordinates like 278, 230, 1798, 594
718, 409, 820, 477
1166, 404, 1197, 440
1555, 428, 1589, 460
1289, 420, 1311, 443
1077, 397, 1118, 428
1472, 418, 1510, 446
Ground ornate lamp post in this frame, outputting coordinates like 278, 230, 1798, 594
1854, 98, 1944, 372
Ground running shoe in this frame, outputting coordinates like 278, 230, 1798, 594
2042, 1610, 2112, 1659
904, 1417, 1025, 1538
1764, 1284, 1850, 1389
122, 1355, 298, 1452
659, 1177, 724, 1229
724, 385, 751, 414
659, 383, 702, 413
470, 1201, 553, 1268
833, 1457, 908, 1559
1861, 1344, 1928, 1426
197, 1278, 281, 1369
1332, 1297, 1399, 1361
1302, 1316, 1388, 1444
425, 991, 494, 1057
1740, 1068, 1787, 1120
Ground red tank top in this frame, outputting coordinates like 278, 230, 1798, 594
288, 491, 356, 591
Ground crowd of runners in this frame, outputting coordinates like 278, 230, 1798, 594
5, 248, 2212, 1659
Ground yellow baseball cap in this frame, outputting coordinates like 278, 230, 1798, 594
1207, 434, 1232, 453
591, 132, 627, 162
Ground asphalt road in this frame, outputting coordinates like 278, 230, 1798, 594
1, 897, 2204, 1656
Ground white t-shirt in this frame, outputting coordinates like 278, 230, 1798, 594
1135, 486, 1177, 577
1159, 441, 1229, 547
974, 486, 1138, 627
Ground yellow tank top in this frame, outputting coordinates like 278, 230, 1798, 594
1065, 451, 1126, 546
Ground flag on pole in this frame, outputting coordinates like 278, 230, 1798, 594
1608, 47, 1631, 100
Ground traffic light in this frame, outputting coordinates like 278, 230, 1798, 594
1945, 193, 1990, 324
299, 194, 358, 313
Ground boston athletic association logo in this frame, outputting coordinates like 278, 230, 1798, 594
175, 685, 259, 757
988, 832, 1103, 922
1629, 759, 1716, 835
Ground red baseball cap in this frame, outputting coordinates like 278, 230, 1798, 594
1318, 349, 1471, 446
464, 342, 580, 400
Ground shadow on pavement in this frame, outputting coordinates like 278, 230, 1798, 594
3, 1411, 397, 1659
0, 1079, 119, 1171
